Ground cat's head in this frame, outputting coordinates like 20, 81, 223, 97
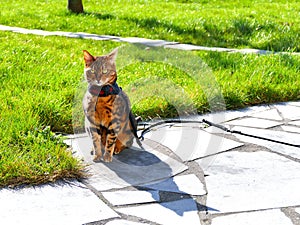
83, 48, 118, 86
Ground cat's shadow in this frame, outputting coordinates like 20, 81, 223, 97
98, 140, 210, 216
74, 133, 219, 217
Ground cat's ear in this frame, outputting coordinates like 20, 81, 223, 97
107, 48, 118, 63
83, 50, 95, 67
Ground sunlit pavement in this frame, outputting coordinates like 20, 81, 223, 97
1, 101, 300, 225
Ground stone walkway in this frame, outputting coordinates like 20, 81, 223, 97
1, 24, 299, 55
1, 101, 300, 225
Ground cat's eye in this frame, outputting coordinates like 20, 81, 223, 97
102, 67, 108, 74
91, 69, 95, 74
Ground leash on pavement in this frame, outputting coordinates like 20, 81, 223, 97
138, 119, 205, 140
202, 119, 300, 148
137, 118, 300, 148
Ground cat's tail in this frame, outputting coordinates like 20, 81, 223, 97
129, 112, 144, 150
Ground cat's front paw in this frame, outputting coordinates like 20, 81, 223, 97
93, 155, 102, 162
103, 152, 113, 162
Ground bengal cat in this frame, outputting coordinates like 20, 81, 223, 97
82, 48, 139, 162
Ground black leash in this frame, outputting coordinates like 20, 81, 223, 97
136, 118, 300, 148
138, 119, 205, 140
202, 119, 300, 148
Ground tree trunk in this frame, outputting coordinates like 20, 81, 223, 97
68, 0, 84, 13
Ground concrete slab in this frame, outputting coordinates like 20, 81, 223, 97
288, 120, 300, 126
117, 198, 201, 225
0, 181, 119, 225
274, 104, 300, 120
106, 220, 147, 225
211, 209, 293, 225
200, 105, 270, 124
250, 108, 283, 121
233, 126, 300, 159
224, 117, 282, 128
72, 136, 187, 191
285, 101, 300, 107
141, 174, 206, 196
102, 190, 159, 206
236, 48, 273, 55
281, 125, 300, 134
144, 126, 243, 162
165, 43, 235, 52
119, 37, 177, 47
202, 151, 300, 214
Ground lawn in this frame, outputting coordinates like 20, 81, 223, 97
0, 0, 299, 52
0, 0, 299, 187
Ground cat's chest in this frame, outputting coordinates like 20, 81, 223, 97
94, 96, 116, 123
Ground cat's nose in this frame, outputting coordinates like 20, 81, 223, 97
96, 80, 102, 85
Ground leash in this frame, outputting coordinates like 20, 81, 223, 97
136, 118, 300, 148
138, 119, 205, 140
202, 119, 300, 148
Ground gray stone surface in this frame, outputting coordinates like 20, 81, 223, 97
288, 120, 300, 126
102, 190, 159, 206
142, 174, 206, 196
281, 125, 300, 134
211, 209, 293, 225
144, 126, 243, 161
117, 199, 201, 225
0, 181, 119, 225
203, 151, 300, 214
250, 108, 283, 121
73, 136, 187, 191
224, 117, 282, 128
233, 126, 300, 159
106, 220, 148, 225
274, 104, 300, 120
2, 100, 300, 225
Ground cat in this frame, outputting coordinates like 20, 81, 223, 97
82, 48, 141, 162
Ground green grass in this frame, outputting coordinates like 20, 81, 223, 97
0, 32, 121, 187
0, 0, 300, 187
0, 0, 299, 52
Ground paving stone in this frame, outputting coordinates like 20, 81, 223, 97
224, 117, 282, 128
72, 136, 187, 191
211, 209, 293, 225
286, 101, 300, 106
102, 190, 160, 206
250, 108, 283, 121
281, 125, 300, 134
274, 104, 300, 120
0, 181, 119, 225
202, 151, 300, 214
200, 105, 271, 124
119, 37, 177, 47
285, 101, 300, 107
106, 220, 148, 225
165, 43, 234, 52
117, 198, 201, 225
141, 174, 206, 196
288, 120, 300, 126
236, 48, 273, 55
144, 126, 243, 162
233, 126, 300, 159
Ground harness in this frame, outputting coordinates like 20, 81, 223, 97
88, 83, 121, 97
88, 83, 143, 149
